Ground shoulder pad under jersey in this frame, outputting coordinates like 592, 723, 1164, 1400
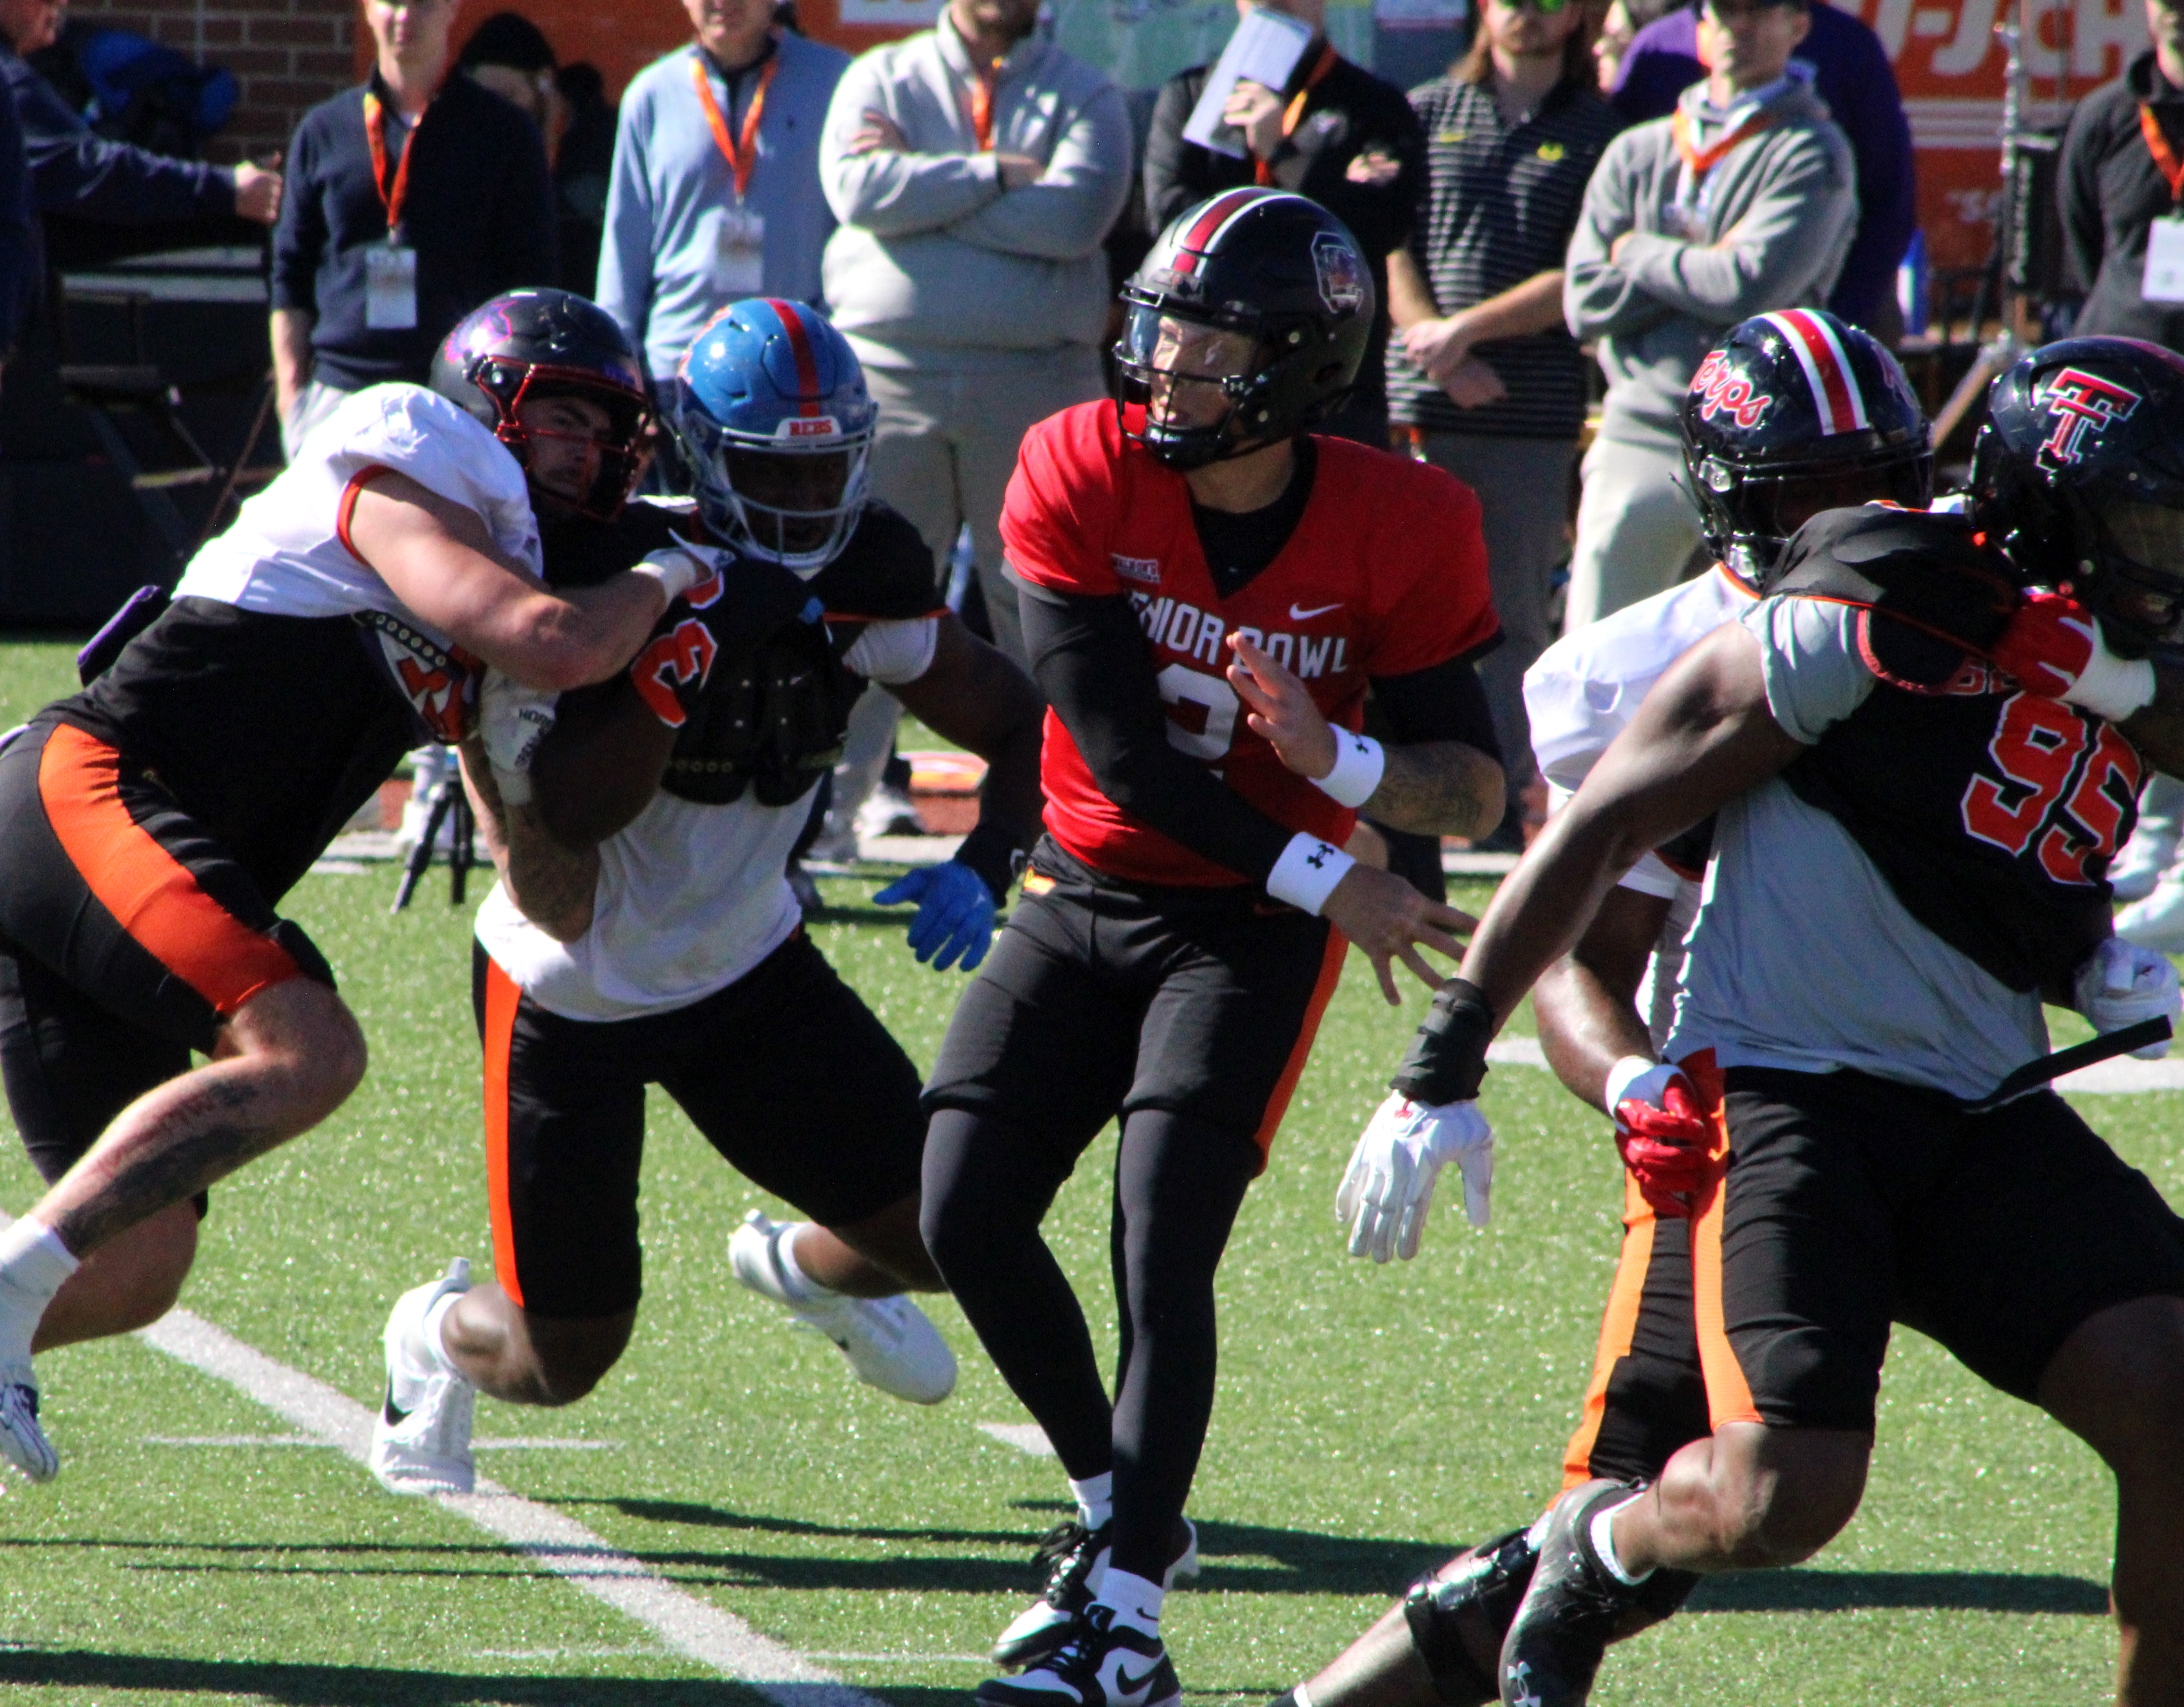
1772, 507, 2021, 655
806, 503, 945, 624
539, 499, 691, 589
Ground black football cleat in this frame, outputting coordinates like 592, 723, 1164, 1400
1404, 1528, 1541, 1705
978, 1602, 1180, 1707
992, 1516, 1198, 1669
1498, 1480, 1646, 1707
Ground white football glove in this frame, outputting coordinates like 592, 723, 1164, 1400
1336, 1092, 1495, 1262
2073, 936, 2180, 1059
478, 668, 559, 807
631, 533, 725, 604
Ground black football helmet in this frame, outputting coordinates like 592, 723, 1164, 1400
1114, 189, 1375, 470
431, 288, 654, 521
1680, 309, 1932, 589
1970, 336, 2184, 655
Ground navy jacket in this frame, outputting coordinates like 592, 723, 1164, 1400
1612, 2, 1915, 331
272, 73, 556, 391
0, 66, 29, 354
2, 41, 235, 329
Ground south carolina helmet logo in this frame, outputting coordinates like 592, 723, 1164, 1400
2034, 367, 2143, 472
1312, 233, 1366, 315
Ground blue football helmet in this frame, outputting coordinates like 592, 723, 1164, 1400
669, 299, 878, 576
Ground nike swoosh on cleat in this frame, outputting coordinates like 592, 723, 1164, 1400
1288, 602, 1343, 621
1114, 1662, 1160, 1695
382, 1386, 412, 1427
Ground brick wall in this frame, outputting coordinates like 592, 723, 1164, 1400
60, 0, 356, 164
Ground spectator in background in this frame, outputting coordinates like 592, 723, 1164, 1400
1144, 0, 1424, 445
0, 63, 28, 381
1612, 0, 1912, 336
458, 10, 561, 140
0, 0, 279, 305
1594, 0, 1677, 89
271, 0, 554, 459
1563, 0, 1854, 628
2060, 0, 2184, 943
598, 0, 846, 394
814, 0, 1126, 848
555, 63, 616, 295
1386, 0, 1615, 852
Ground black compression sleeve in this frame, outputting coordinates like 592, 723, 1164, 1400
1022, 585, 1297, 884
1369, 654, 1502, 767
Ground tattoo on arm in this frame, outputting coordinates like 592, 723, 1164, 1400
459, 738, 598, 940
52, 1081, 272, 1252
1363, 740, 1506, 839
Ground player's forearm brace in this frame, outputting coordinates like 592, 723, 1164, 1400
1391, 978, 1493, 1103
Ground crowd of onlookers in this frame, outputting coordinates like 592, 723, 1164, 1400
7, 0, 2184, 855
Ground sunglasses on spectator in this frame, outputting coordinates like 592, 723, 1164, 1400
1490, 0, 1575, 14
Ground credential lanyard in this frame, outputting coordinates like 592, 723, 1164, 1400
968, 61, 1003, 151
362, 90, 431, 237
1257, 43, 1339, 187
692, 50, 780, 202
1671, 103, 1776, 185
2143, 103, 2184, 203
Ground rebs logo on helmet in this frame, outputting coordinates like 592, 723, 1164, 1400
1312, 232, 1366, 315
2033, 368, 2142, 474
776, 415, 843, 440
1690, 351, 1771, 429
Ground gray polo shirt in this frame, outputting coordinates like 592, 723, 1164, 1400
1665, 597, 2048, 1101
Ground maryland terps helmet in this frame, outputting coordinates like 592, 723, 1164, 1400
1971, 336, 2184, 654
669, 298, 877, 576
1681, 309, 1932, 590
431, 288, 652, 521
1115, 189, 1374, 470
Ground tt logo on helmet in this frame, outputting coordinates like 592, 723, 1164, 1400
2034, 369, 2142, 472
1311, 233, 1365, 315
1690, 352, 1770, 429
775, 416, 840, 440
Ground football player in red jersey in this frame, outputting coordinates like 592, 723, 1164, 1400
918, 190, 1508, 1707
0, 290, 693, 1485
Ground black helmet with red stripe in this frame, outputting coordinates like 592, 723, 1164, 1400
1681, 309, 1932, 589
1115, 188, 1375, 470
431, 287, 654, 521
1971, 337, 2184, 654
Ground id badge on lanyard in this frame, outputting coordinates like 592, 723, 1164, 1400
366, 239, 419, 328
2142, 105, 2184, 303
715, 203, 766, 295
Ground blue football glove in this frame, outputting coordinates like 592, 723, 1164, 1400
874, 860, 996, 972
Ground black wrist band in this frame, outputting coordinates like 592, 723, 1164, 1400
953, 819, 1022, 906
1390, 977, 1494, 1104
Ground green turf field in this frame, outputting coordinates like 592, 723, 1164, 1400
0, 638, 2166, 1705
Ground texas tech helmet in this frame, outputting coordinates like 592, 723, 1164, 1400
1115, 189, 1375, 470
1970, 336, 2184, 654
1681, 309, 1932, 589
431, 288, 653, 521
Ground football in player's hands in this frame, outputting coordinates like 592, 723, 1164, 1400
874, 861, 997, 973
478, 669, 559, 806
2073, 936, 2180, 1059
1337, 1092, 1494, 1261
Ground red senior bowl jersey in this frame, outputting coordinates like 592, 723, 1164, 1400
1003, 401, 1499, 887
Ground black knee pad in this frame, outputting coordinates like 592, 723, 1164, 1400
1402, 1528, 1538, 1707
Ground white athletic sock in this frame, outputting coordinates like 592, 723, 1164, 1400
0, 1219, 77, 1369
1070, 1471, 1114, 1531
1096, 1568, 1164, 1636
774, 1224, 837, 1301
1590, 1493, 1654, 1586
1292, 1683, 1314, 1707
412, 1287, 464, 1377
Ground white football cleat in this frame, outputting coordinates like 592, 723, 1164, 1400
370, 1257, 477, 1495
0, 1357, 56, 1483
729, 1210, 956, 1404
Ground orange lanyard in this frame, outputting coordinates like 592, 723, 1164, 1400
967, 61, 1003, 151
691, 49, 779, 202
362, 90, 431, 236
1257, 43, 1339, 186
2144, 104, 2184, 202
1670, 104, 1775, 182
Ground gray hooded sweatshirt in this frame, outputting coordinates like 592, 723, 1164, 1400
1565, 78, 1856, 449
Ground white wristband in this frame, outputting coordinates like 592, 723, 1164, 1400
2066, 646, 2156, 724
1314, 731, 1385, 809
1603, 1055, 1673, 1113
632, 546, 703, 604
1267, 832, 1356, 915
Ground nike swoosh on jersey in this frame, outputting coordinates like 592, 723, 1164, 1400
1289, 602, 1344, 621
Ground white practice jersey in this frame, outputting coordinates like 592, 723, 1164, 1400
1523, 565, 1754, 1047
474, 616, 939, 1022
179, 385, 541, 636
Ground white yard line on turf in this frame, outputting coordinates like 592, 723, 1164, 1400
976, 1421, 1056, 1457
143, 1435, 621, 1449
1480, 1034, 2184, 1093
135, 1307, 886, 1707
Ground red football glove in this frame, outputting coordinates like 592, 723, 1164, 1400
1613, 1082, 1714, 1219
1991, 590, 2098, 698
